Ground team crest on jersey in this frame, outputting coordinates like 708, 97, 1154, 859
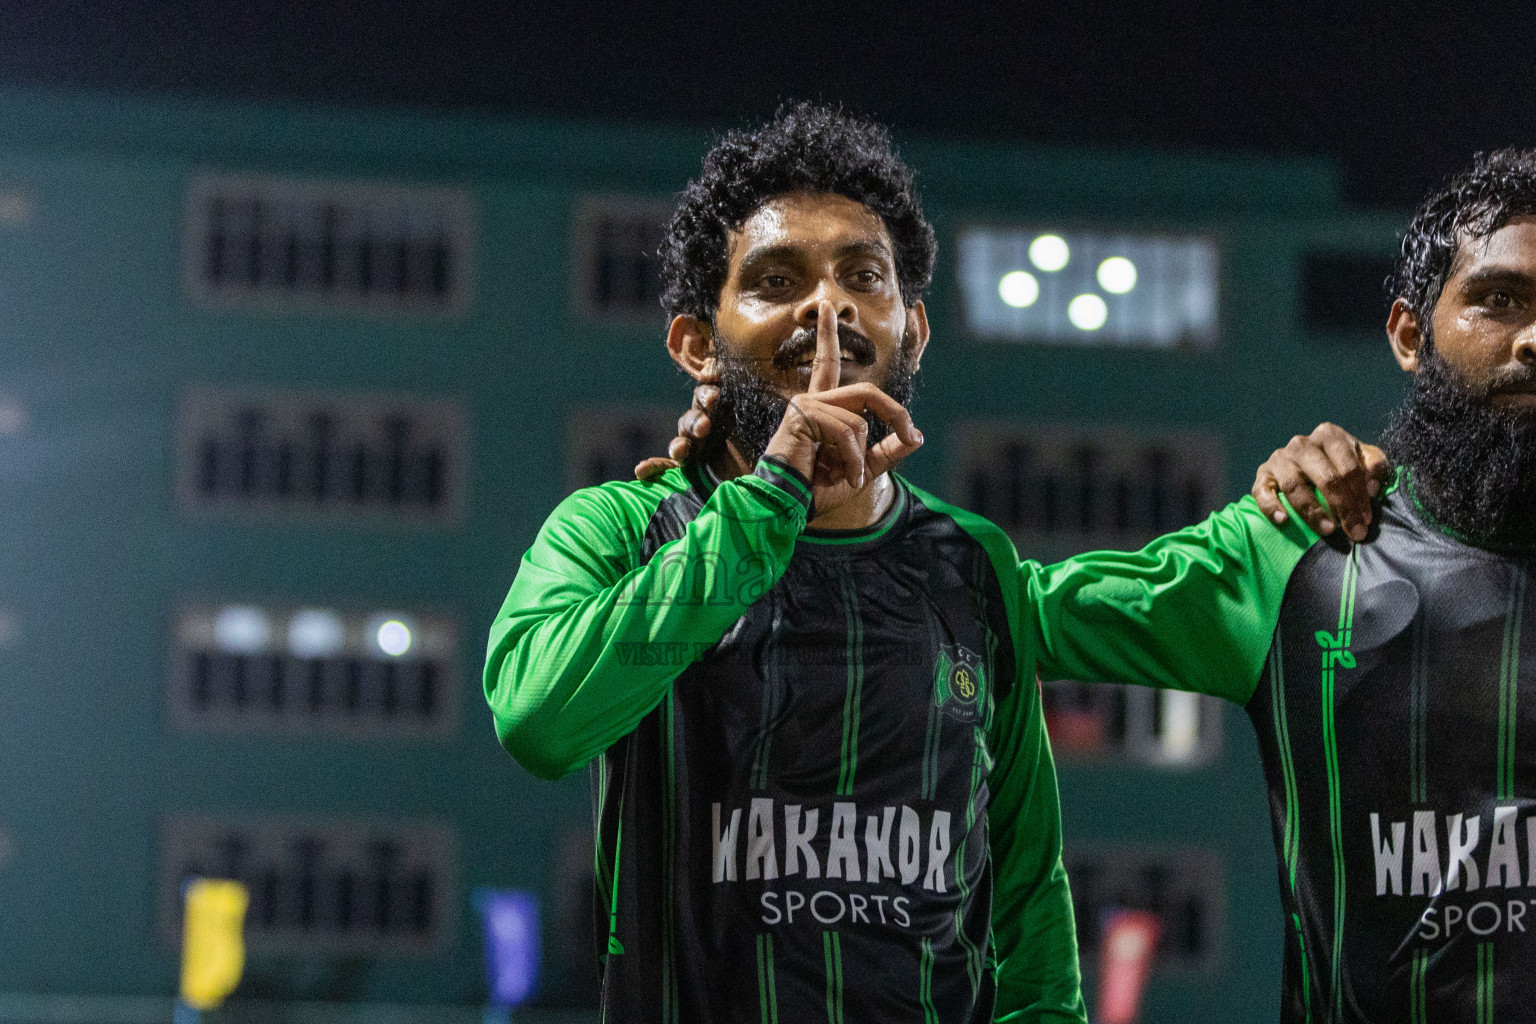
934, 644, 985, 724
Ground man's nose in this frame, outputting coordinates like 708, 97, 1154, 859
796, 279, 855, 328
1514, 324, 1536, 366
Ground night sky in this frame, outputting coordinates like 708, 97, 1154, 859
3, 0, 1534, 208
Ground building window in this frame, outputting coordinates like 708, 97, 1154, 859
1043, 681, 1222, 767
170, 605, 456, 737
175, 388, 464, 521
566, 406, 680, 491
572, 199, 670, 322
160, 818, 453, 953
952, 422, 1224, 550
1065, 847, 1222, 973
958, 228, 1219, 347
184, 175, 472, 313
1301, 251, 1395, 337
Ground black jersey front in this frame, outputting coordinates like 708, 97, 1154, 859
1249, 477, 1536, 1023
582, 466, 1072, 1023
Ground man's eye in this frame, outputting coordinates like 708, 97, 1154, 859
851, 270, 882, 285
1489, 291, 1514, 308
760, 275, 791, 289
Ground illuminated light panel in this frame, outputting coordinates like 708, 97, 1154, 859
1097, 256, 1138, 294
0, 189, 33, 228
1068, 293, 1109, 331
998, 270, 1040, 308
172, 605, 458, 735
287, 608, 344, 658
1029, 235, 1070, 272
0, 398, 25, 436
213, 605, 271, 654
376, 619, 413, 657
957, 228, 1218, 347
1159, 690, 1201, 760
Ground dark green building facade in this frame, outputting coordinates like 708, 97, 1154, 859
0, 87, 1406, 1021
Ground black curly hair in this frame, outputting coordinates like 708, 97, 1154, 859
1390, 148, 1536, 344
658, 102, 936, 321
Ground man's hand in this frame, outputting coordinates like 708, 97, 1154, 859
762, 301, 923, 513
633, 383, 717, 481
1252, 423, 1391, 541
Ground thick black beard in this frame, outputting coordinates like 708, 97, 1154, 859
1380, 350, 1536, 545
711, 328, 919, 467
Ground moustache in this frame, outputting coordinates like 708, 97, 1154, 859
770, 323, 877, 372
1486, 365, 1536, 400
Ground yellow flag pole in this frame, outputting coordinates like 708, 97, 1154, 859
176, 878, 249, 1024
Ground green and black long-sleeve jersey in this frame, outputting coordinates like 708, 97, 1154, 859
1029, 468, 1536, 1024
485, 457, 1315, 1023
1245, 477, 1536, 1024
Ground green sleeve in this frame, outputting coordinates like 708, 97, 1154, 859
896, 476, 1086, 1019
987, 670, 1089, 1023
483, 458, 813, 780
1025, 495, 1319, 704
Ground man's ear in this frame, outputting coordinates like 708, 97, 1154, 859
667, 315, 718, 381
1386, 298, 1424, 372
904, 301, 931, 372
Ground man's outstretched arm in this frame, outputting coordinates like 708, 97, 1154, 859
1022, 495, 1321, 703
639, 382, 1391, 540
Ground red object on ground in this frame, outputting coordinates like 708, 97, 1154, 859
1096, 909, 1161, 1024
1045, 708, 1106, 754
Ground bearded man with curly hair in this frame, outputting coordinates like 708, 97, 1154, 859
484, 103, 1391, 1022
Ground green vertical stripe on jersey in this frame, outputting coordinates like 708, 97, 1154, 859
823, 932, 845, 1024
951, 728, 986, 997
1498, 572, 1526, 800
921, 700, 941, 801
1269, 634, 1301, 889
756, 933, 779, 1024
1410, 616, 1429, 804
837, 569, 865, 796
919, 938, 939, 1024
1320, 550, 1358, 1022
1269, 634, 1311, 1022
1477, 942, 1494, 1024
1290, 913, 1313, 1024
751, 591, 783, 792
660, 692, 679, 1023
605, 796, 625, 956
971, 546, 1001, 732
1408, 947, 1425, 1024
918, 596, 943, 801
594, 753, 612, 902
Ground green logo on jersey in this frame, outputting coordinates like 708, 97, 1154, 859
1313, 629, 1356, 669
934, 643, 985, 724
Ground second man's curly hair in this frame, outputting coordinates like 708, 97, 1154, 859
659, 102, 937, 321
1390, 148, 1536, 343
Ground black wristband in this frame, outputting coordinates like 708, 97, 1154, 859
753, 455, 815, 521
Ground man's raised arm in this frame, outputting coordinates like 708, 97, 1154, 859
484, 458, 814, 780
488, 306, 923, 779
